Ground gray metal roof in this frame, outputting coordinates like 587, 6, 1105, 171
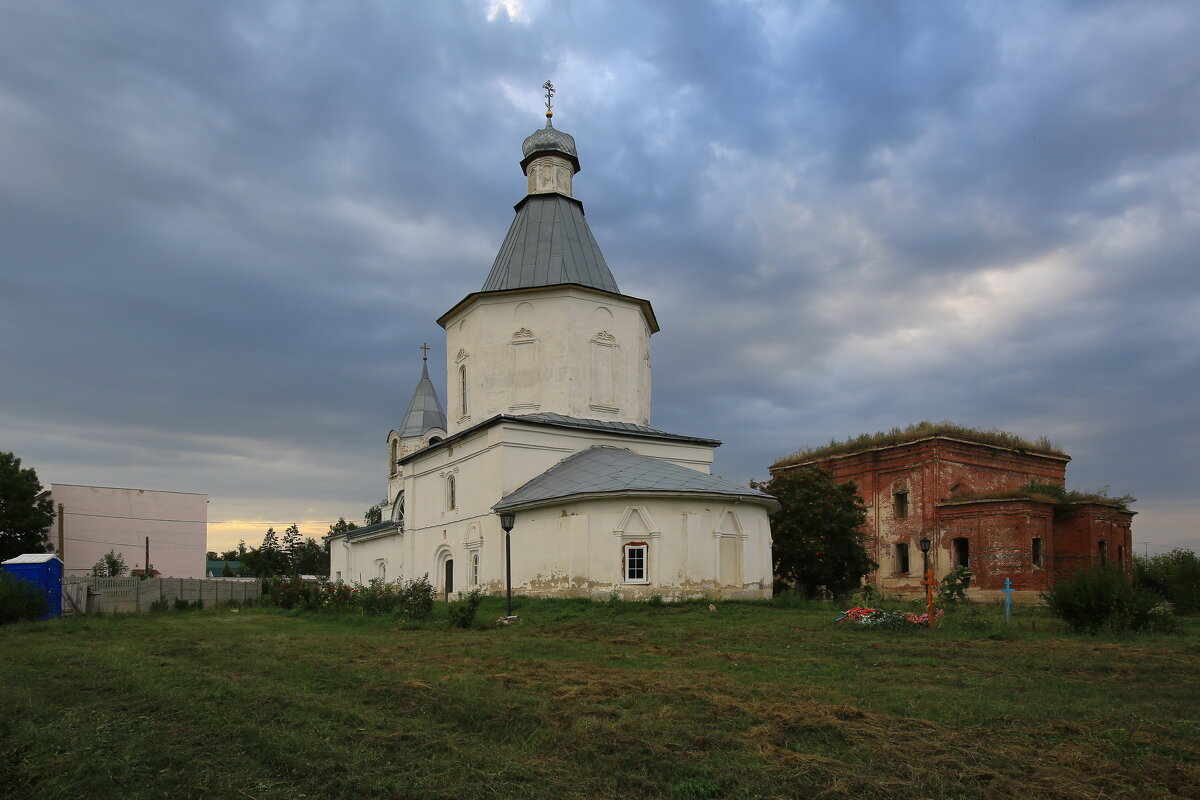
397, 360, 446, 438
480, 194, 619, 294
511, 413, 721, 446
326, 521, 399, 542
494, 445, 778, 512
397, 412, 720, 466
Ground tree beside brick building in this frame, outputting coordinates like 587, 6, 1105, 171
770, 422, 1134, 599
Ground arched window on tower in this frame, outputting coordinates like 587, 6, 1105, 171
389, 438, 399, 477
392, 491, 405, 529
459, 365, 468, 416
447, 475, 457, 511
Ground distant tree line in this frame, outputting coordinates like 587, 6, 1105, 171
206, 506, 382, 578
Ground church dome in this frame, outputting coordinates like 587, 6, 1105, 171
521, 124, 577, 161
520, 122, 581, 176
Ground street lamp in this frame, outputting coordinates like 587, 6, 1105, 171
918, 537, 935, 629
499, 510, 516, 620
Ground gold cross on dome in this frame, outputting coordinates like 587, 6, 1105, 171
543, 80, 555, 118
419, 342, 430, 361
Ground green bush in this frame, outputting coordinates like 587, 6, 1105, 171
1043, 566, 1174, 633
939, 566, 973, 603
149, 597, 169, 613
359, 579, 403, 616
396, 575, 434, 620
447, 589, 483, 629
0, 572, 48, 624
1135, 550, 1200, 614
264, 576, 321, 609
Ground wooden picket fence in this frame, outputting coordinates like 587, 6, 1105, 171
62, 577, 261, 614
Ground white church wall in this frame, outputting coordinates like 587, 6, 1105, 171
332, 533, 400, 586
342, 419, 765, 599
442, 287, 652, 433
490, 496, 772, 600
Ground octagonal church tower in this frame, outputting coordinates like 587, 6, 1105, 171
437, 113, 656, 431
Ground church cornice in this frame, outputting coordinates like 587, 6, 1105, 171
491, 488, 781, 515
436, 283, 660, 333
396, 413, 720, 466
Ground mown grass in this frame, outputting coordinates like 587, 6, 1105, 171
1, 597, 1197, 800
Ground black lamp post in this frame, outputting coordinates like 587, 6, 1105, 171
919, 537, 931, 573
499, 510, 516, 619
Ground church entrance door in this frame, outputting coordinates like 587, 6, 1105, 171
444, 559, 454, 599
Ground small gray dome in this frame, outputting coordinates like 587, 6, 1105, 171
522, 124, 577, 160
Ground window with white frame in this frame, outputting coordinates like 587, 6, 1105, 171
471, 552, 480, 587
623, 543, 648, 584
447, 475, 457, 510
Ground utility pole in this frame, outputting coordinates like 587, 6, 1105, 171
145, 536, 150, 576
57, 503, 65, 562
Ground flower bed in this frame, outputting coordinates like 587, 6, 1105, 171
836, 606, 943, 629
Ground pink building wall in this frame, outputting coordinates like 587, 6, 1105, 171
48, 484, 207, 579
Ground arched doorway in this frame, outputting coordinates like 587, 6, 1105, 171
435, 546, 455, 601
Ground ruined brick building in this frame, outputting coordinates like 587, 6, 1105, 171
770, 423, 1134, 599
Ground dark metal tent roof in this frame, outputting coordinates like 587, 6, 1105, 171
480, 194, 619, 294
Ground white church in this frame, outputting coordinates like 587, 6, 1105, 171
328, 92, 778, 601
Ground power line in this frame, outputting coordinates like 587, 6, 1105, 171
63, 535, 203, 551
65, 511, 207, 524
1134, 540, 1197, 554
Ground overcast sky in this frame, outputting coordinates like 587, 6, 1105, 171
2, 0, 1197, 554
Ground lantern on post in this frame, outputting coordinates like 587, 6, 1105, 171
498, 510, 516, 620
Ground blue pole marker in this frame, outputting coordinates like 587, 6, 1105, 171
1003, 577, 1013, 623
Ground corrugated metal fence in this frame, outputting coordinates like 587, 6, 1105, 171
63, 577, 261, 614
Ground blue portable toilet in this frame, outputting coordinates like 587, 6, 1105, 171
1, 553, 63, 620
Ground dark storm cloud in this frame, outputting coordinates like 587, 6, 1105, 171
1, 0, 1196, 548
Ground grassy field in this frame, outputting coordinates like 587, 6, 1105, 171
1, 597, 1197, 800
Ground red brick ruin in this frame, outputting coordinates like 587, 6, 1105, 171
771, 429, 1134, 600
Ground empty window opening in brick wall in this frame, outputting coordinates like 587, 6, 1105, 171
893, 491, 909, 519
1099, 540, 1108, 566
894, 543, 910, 575
1117, 545, 1125, 568
952, 537, 969, 569
1032, 537, 1043, 568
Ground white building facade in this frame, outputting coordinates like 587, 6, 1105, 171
329, 108, 776, 600
47, 484, 208, 579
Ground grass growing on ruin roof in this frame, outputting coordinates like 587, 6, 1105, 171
773, 420, 1067, 468
940, 480, 1137, 511
1, 597, 1196, 800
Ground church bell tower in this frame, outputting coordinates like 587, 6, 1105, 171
437, 82, 658, 434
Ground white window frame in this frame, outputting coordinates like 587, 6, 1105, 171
623, 543, 649, 584
447, 475, 457, 511
470, 552, 480, 587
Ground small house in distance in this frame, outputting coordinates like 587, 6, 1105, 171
770, 422, 1135, 599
